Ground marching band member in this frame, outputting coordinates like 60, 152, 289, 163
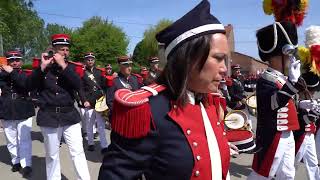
143, 57, 161, 85
294, 71, 320, 180
300, 25, 320, 166
228, 64, 246, 110
25, 34, 90, 180
247, 21, 306, 180
80, 52, 108, 153
104, 64, 115, 87
105, 64, 113, 76
99, 1, 234, 179
0, 51, 35, 178
106, 55, 141, 118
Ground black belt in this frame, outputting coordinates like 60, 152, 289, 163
4, 93, 25, 100
42, 106, 74, 113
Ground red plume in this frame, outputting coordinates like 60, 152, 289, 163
310, 45, 320, 76
266, 0, 309, 27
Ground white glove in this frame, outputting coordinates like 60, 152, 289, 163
288, 56, 301, 83
220, 82, 228, 91
311, 103, 320, 114
299, 100, 316, 110
228, 142, 239, 157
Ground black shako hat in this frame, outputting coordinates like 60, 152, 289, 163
84, 52, 95, 59
256, 21, 298, 62
6, 51, 22, 60
302, 71, 320, 91
156, 0, 225, 59
231, 64, 241, 70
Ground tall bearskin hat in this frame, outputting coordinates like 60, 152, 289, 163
256, 21, 298, 62
297, 26, 320, 76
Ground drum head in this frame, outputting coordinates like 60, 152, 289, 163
224, 111, 246, 129
246, 95, 257, 109
95, 96, 109, 112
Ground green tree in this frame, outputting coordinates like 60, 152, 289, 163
45, 23, 73, 41
132, 19, 172, 65
0, 0, 46, 62
70, 16, 129, 66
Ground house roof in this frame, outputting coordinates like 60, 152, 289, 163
232, 51, 268, 65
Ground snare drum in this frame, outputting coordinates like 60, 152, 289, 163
246, 94, 257, 116
224, 110, 248, 130
246, 95, 257, 109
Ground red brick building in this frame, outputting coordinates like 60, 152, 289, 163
231, 52, 268, 75
158, 24, 268, 76
226, 24, 267, 76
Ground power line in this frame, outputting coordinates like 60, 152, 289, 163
38, 12, 153, 26
38, 11, 272, 31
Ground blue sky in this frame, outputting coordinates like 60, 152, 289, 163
33, 0, 320, 59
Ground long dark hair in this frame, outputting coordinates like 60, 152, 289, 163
156, 34, 213, 106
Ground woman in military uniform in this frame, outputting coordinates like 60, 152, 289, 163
99, 1, 236, 179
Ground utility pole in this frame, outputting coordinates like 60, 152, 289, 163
0, 34, 3, 56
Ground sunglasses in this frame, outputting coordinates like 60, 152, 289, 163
86, 59, 95, 62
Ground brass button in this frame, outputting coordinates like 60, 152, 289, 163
223, 132, 226, 136
196, 155, 201, 161
186, 129, 191, 135
56, 92, 59, 95
194, 170, 200, 177
56, 76, 59, 79
44, 76, 47, 79
193, 142, 198, 147
217, 122, 220, 125
173, 105, 177, 109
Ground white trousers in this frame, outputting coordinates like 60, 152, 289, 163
2, 117, 32, 168
247, 131, 295, 180
80, 108, 96, 134
296, 133, 320, 180
82, 108, 107, 148
316, 131, 320, 164
41, 123, 90, 180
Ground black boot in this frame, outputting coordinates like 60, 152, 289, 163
87, 145, 95, 151
94, 132, 99, 139
101, 147, 108, 155
11, 163, 21, 172
22, 166, 32, 178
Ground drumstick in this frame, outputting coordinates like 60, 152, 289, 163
224, 119, 237, 122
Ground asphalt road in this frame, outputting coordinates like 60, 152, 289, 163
0, 107, 310, 180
